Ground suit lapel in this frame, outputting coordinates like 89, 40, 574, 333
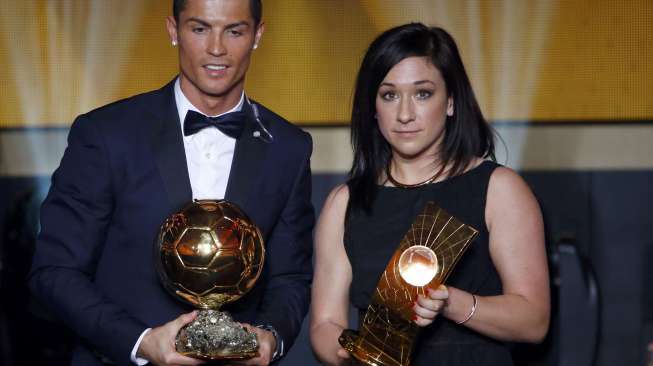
225, 100, 270, 208
149, 80, 193, 212
148, 84, 268, 212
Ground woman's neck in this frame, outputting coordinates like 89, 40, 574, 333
386, 153, 444, 187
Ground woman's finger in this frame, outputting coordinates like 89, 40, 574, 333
413, 302, 439, 320
427, 285, 449, 300
416, 295, 445, 313
337, 348, 351, 359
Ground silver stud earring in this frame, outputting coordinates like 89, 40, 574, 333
172, 40, 177, 46
252, 44, 258, 50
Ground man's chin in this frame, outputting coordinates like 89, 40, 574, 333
180, 73, 245, 100
201, 88, 231, 98
199, 81, 244, 99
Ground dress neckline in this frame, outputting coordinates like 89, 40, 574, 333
378, 160, 493, 191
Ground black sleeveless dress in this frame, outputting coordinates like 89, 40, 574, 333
344, 161, 513, 365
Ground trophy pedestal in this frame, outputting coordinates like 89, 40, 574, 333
340, 325, 417, 366
176, 310, 258, 360
339, 303, 418, 366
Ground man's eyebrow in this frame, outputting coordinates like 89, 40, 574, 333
185, 17, 211, 27
184, 18, 251, 30
224, 21, 250, 30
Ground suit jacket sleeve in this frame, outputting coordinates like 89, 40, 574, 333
29, 115, 147, 366
254, 132, 315, 352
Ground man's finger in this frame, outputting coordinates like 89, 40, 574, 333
167, 353, 205, 365
173, 310, 198, 330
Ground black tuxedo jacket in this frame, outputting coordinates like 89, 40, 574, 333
29, 80, 315, 365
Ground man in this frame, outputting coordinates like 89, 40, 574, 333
29, 1, 314, 365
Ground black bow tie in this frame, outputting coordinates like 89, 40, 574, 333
183, 110, 246, 139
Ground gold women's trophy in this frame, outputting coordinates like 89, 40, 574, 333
154, 200, 264, 360
339, 202, 478, 366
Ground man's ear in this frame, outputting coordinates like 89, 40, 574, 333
253, 21, 265, 50
166, 16, 179, 46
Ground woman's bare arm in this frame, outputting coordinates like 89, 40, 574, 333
310, 185, 354, 365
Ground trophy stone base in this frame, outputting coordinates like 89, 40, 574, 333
176, 310, 258, 360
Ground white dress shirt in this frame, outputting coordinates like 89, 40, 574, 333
130, 78, 244, 364
176, 78, 244, 200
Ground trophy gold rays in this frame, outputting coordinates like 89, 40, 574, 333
154, 200, 264, 360
339, 202, 478, 366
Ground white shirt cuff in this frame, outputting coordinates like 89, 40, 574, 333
130, 328, 151, 365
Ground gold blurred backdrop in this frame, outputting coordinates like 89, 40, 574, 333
0, 0, 651, 127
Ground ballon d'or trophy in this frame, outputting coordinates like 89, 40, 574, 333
339, 202, 478, 366
154, 200, 264, 360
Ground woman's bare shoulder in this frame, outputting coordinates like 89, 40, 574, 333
488, 165, 532, 196
486, 165, 542, 228
322, 184, 350, 213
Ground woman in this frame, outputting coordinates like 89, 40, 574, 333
310, 23, 549, 365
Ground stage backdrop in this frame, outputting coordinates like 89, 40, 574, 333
0, 0, 651, 127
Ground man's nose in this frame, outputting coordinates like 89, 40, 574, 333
207, 33, 226, 56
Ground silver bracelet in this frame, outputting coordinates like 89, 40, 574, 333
456, 294, 477, 325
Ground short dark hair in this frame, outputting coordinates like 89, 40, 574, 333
173, 0, 262, 26
348, 23, 495, 211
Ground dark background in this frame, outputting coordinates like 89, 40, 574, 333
1, 169, 652, 365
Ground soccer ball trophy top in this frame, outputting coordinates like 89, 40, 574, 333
154, 200, 264, 360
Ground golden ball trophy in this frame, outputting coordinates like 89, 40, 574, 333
154, 200, 264, 360
339, 202, 478, 366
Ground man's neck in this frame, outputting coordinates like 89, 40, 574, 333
179, 76, 244, 116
